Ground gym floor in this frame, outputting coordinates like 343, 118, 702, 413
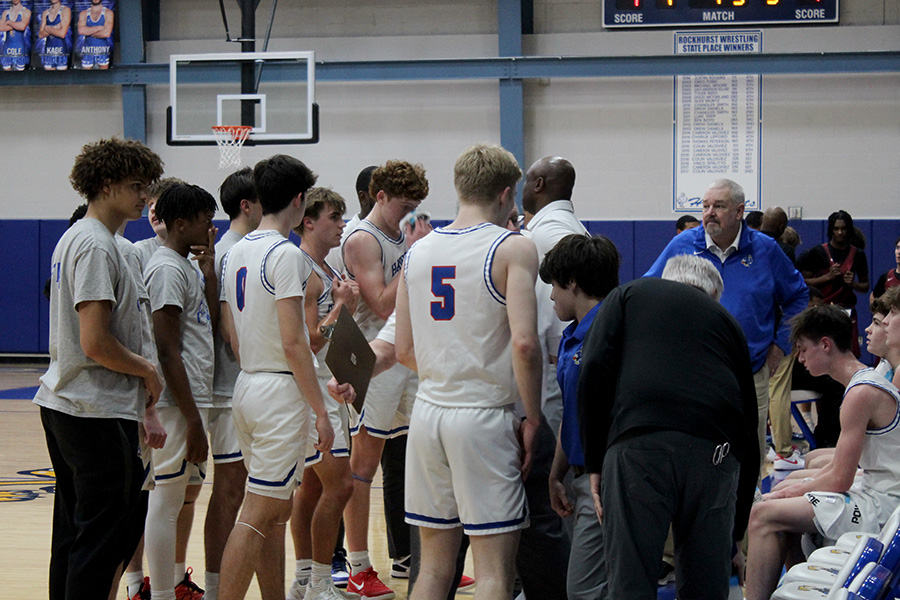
0, 361, 474, 599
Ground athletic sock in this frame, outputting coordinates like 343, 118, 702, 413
125, 570, 145, 598
310, 561, 331, 589
348, 551, 371, 575
295, 558, 312, 583
174, 563, 186, 587
204, 572, 219, 600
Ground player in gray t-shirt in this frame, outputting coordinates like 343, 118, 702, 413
142, 183, 219, 600
34, 138, 164, 600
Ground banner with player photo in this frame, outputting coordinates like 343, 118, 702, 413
32, 0, 72, 70
0, 0, 33, 72
72, 0, 112, 70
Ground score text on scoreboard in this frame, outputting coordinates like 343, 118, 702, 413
604, 0, 838, 28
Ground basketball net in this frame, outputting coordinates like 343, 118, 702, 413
212, 125, 253, 169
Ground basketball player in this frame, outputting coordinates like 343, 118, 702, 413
35, 138, 164, 599
395, 143, 542, 600
341, 161, 430, 599
326, 166, 377, 275
77, 0, 113, 70
288, 188, 360, 600
202, 167, 261, 600
745, 304, 900, 600
135, 178, 186, 271
143, 183, 218, 600
219, 155, 334, 600
0, 0, 30, 71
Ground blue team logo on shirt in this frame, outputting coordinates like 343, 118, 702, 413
741, 254, 753, 267
196, 300, 211, 327
573, 349, 581, 366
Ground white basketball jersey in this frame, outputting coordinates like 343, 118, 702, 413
301, 249, 342, 379
404, 223, 518, 409
223, 230, 310, 373
852, 368, 900, 498
344, 220, 407, 340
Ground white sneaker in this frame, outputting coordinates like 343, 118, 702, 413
766, 446, 777, 462
305, 582, 361, 600
774, 448, 804, 471
287, 578, 307, 600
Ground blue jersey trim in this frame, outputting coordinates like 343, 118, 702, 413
213, 451, 243, 461
406, 511, 462, 526
260, 239, 292, 296
248, 463, 298, 487
484, 231, 516, 305
463, 513, 528, 531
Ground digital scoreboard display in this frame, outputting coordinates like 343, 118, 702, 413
604, 0, 838, 28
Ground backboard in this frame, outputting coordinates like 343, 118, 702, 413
167, 51, 318, 146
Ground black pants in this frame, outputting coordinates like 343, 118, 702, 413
602, 431, 738, 600
381, 434, 410, 559
791, 357, 845, 448
41, 407, 146, 600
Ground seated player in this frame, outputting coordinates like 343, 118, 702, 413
744, 304, 900, 600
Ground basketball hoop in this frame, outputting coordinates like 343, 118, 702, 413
212, 125, 252, 169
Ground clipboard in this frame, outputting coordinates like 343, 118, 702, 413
325, 305, 376, 414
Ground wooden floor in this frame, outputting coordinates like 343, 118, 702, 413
0, 362, 474, 599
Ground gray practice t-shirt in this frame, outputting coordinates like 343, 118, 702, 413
144, 247, 214, 409
212, 228, 243, 405
34, 218, 147, 421
134, 235, 163, 273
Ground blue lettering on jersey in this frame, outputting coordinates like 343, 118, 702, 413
196, 299, 211, 327
236, 267, 248, 311
430, 266, 456, 321
391, 255, 405, 278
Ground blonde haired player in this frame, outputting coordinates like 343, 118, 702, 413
396, 144, 543, 600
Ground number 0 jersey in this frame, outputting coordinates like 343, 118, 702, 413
222, 230, 311, 373
404, 223, 518, 409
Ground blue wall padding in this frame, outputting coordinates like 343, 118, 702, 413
2, 220, 41, 352
8, 218, 900, 356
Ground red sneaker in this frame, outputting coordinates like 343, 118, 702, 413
347, 567, 395, 600
457, 574, 476, 592
129, 576, 151, 600
174, 567, 205, 600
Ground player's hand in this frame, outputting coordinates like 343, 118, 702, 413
143, 363, 164, 408
843, 270, 855, 285
828, 263, 842, 279
406, 217, 433, 245
327, 378, 356, 405
517, 416, 539, 480
313, 414, 335, 453
590, 472, 603, 524
332, 277, 360, 314
766, 344, 784, 377
191, 225, 218, 280
185, 420, 209, 464
732, 546, 746, 586
142, 406, 168, 449
549, 477, 574, 518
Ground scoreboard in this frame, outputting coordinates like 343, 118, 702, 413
604, 0, 839, 28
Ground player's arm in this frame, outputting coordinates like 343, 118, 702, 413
765, 390, 871, 500
277, 295, 334, 452
38, 11, 48, 37
394, 274, 416, 372
343, 232, 399, 320
549, 426, 574, 518
76, 11, 92, 35
78, 299, 164, 407
10, 8, 29, 31
152, 305, 209, 463
51, 7, 72, 37
220, 301, 239, 366
498, 235, 542, 478
96, 9, 113, 38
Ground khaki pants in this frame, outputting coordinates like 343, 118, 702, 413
768, 352, 796, 457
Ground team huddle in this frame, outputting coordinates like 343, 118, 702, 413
34, 137, 900, 600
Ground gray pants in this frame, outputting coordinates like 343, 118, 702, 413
601, 430, 738, 600
568, 473, 608, 600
